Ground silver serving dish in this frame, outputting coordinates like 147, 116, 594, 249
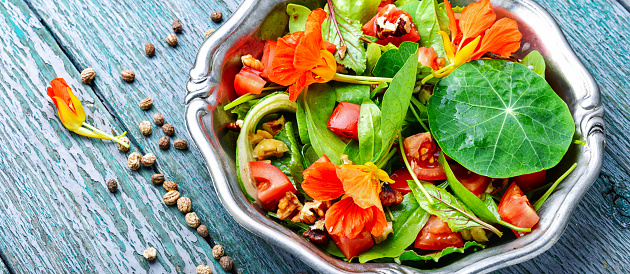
185, 0, 605, 272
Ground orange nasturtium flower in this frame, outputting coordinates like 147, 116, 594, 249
268, 9, 336, 102
302, 159, 393, 239
432, 0, 522, 78
47, 78, 129, 148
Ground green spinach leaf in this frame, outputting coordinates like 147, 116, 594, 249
366, 42, 382, 74
300, 84, 347, 164
439, 153, 529, 232
324, 0, 380, 74
373, 41, 418, 78
399, 1, 420, 15
296, 96, 310, 144
273, 122, 306, 193
287, 4, 311, 33
378, 47, 419, 160
521, 50, 546, 77
409, 181, 486, 232
332, 82, 371, 105
428, 59, 575, 178
358, 194, 430, 263
343, 139, 361, 164
396, 241, 485, 263
414, 0, 450, 59
358, 99, 382, 163
301, 144, 320, 168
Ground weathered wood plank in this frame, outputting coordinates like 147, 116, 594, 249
13, 0, 313, 273
498, 0, 630, 273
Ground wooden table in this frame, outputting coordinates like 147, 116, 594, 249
0, 0, 628, 273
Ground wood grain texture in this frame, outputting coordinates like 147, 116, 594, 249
14, 0, 312, 273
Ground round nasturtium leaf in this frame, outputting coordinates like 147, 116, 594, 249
427, 59, 575, 178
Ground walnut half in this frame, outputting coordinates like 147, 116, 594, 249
277, 192, 302, 220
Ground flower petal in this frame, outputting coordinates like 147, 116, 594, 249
310, 50, 337, 82
459, 0, 495, 41
443, 0, 459, 43
302, 161, 345, 201
47, 78, 72, 105
325, 196, 387, 239
269, 32, 304, 87
294, 9, 328, 71
51, 96, 84, 130
471, 18, 522, 59
336, 164, 382, 210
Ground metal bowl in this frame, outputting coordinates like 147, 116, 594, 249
185, 0, 605, 272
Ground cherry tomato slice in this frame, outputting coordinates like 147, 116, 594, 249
403, 132, 447, 181
414, 215, 463, 250
249, 161, 296, 210
450, 164, 491, 196
514, 170, 547, 192
331, 230, 374, 259
261, 40, 277, 79
390, 168, 413, 195
327, 102, 361, 140
498, 183, 539, 233
234, 66, 266, 97
362, 4, 420, 46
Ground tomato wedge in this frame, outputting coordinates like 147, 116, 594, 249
514, 170, 546, 192
414, 215, 463, 250
260, 40, 277, 79
403, 132, 447, 181
331, 230, 374, 259
389, 168, 413, 195
451, 164, 491, 196
498, 183, 539, 232
362, 4, 420, 46
249, 161, 296, 210
234, 66, 266, 97
323, 41, 337, 55
327, 102, 361, 140
418, 47, 440, 70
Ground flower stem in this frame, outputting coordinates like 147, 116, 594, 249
224, 93, 262, 111
82, 122, 130, 148
534, 163, 578, 211
376, 147, 397, 169
333, 73, 393, 85
398, 134, 434, 204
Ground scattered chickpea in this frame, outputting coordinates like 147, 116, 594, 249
197, 225, 209, 238
159, 136, 170, 150
212, 245, 224, 259
141, 153, 156, 167
143, 247, 157, 261
167, 33, 178, 47
196, 265, 212, 274
185, 212, 201, 228
172, 19, 183, 33
139, 98, 153, 110
81, 68, 96, 83
177, 196, 192, 213
118, 136, 130, 152
121, 70, 135, 82
163, 190, 180, 205
174, 139, 188, 150
211, 11, 223, 23
204, 29, 215, 39
107, 179, 118, 193
139, 121, 152, 136
128, 152, 142, 170
163, 180, 178, 192
153, 113, 165, 126
151, 174, 165, 185
145, 43, 155, 57
219, 256, 233, 271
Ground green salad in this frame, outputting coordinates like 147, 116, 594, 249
223, 0, 578, 266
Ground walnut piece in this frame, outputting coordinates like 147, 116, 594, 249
262, 116, 285, 136
163, 190, 180, 205
118, 136, 130, 152
81, 68, 95, 83
185, 212, 201, 228
248, 130, 273, 147
196, 265, 212, 274
294, 200, 328, 224
143, 247, 157, 261
141, 153, 156, 167
380, 184, 404, 207
177, 196, 192, 213
374, 222, 393, 244
121, 70, 135, 82
139, 121, 152, 136
139, 98, 153, 110
277, 192, 302, 220
252, 139, 289, 160
241, 54, 264, 71
166, 33, 178, 47
128, 152, 142, 170
375, 13, 412, 39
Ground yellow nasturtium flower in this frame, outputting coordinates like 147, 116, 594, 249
47, 78, 129, 148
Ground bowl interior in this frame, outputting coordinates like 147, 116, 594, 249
191, 0, 603, 272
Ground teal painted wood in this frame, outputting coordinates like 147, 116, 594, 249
0, 261, 6, 274
12, 0, 312, 273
